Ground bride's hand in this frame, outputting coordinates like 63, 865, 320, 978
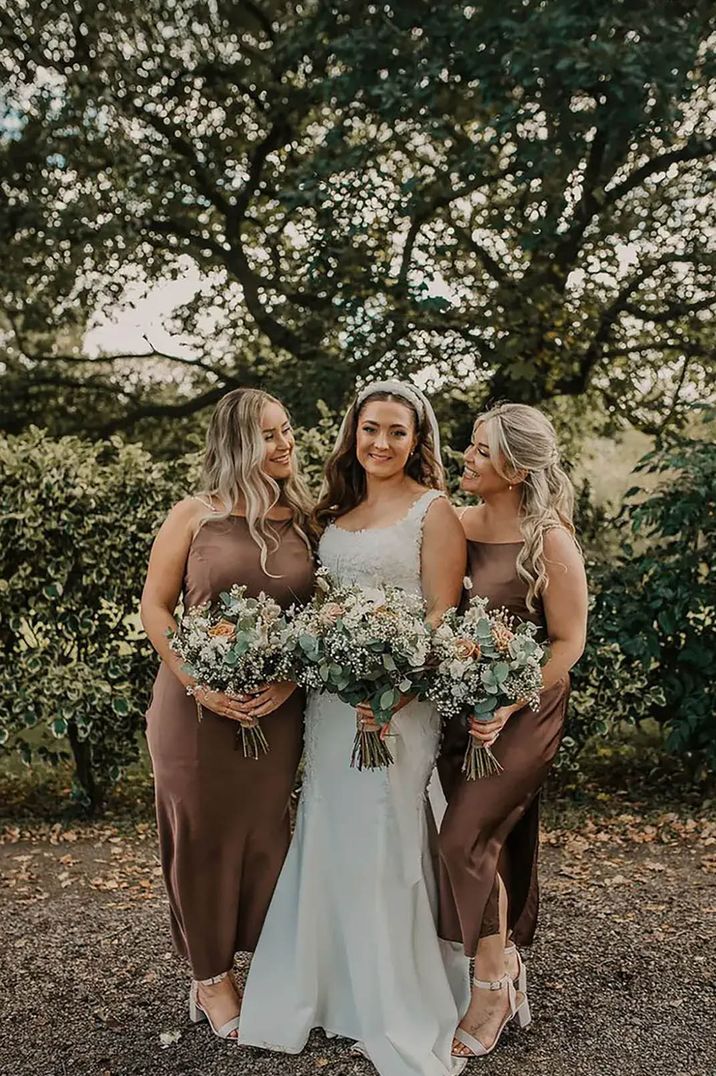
356, 703, 382, 733
356, 692, 414, 735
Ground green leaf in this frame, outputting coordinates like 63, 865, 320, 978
380, 688, 398, 710
52, 717, 68, 738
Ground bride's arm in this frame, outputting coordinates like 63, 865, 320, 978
421, 497, 468, 628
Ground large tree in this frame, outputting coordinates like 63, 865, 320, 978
1, 0, 714, 439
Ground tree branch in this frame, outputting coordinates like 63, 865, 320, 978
563, 255, 709, 394
448, 221, 509, 285
622, 295, 714, 324
224, 244, 309, 356
243, 1, 276, 41
233, 118, 293, 225
605, 138, 716, 208
131, 106, 232, 218
97, 385, 232, 436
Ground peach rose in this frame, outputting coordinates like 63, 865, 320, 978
320, 602, 345, 623
208, 619, 236, 638
455, 637, 481, 661
491, 623, 514, 653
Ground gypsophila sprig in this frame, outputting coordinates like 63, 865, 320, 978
169, 586, 296, 759
422, 595, 546, 779
286, 568, 431, 770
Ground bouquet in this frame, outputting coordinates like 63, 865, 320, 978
423, 593, 545, 779
169, 585, 295, 758
288, 568, 431, 769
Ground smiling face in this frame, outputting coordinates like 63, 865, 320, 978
355, 397, 418, 479
260, 400, 295, 480
461, 421, 510, 496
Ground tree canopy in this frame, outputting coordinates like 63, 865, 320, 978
2, 0, 714, 440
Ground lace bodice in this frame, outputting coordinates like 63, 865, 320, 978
318, 490, 445, 595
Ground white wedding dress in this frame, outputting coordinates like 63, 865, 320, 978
239, 490, 470, 1076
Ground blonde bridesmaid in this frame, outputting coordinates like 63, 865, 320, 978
437, 402, 588, 1060
141, 388, 315, 1041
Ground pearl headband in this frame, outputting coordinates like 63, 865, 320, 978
355, 379, 427, 422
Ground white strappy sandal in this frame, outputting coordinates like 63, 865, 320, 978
452, 971, 531, 1059
504, 942, 528, 997
188, 971, 241, 1042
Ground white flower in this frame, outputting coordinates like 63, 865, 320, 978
361, 587, 387, 607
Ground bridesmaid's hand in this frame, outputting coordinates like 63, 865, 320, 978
468, 703, 518, 746
192, 686, 257, 727
237, 681, 298, 720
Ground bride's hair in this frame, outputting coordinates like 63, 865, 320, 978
314, 390, 444, 530
473, 402, 579, 611
198, 387, 316, 573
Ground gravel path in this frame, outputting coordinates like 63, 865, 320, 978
1, 812, 715, 1076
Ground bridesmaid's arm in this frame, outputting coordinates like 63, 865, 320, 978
140, 498, 203, 689
421, 498, 468, 628
539, 526, 588, 689
141, 499, 256, 724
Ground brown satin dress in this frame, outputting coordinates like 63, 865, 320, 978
437, 540, 569, 955
146, 514, 314, 980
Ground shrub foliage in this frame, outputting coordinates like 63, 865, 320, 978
570, 429, 715, 772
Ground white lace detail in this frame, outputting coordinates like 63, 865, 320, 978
319, 489, 445, 595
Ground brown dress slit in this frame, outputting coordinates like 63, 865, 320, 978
146, 515, 314, 980
437, 540, 569, 955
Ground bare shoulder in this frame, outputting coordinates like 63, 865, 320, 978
543, 526, 583, 571
456, 504, 484, 540
544, 525, 580, 554
423, 494, 464, 531
161, 496, 208, 536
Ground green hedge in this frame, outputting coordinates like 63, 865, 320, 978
0, 431, 192, 808
1, 425, 713, 810
569, 430, 715, 774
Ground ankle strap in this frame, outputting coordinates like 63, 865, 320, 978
472, 972, 518, 1012
195, 971, 230, 986
473, 971, 512, 991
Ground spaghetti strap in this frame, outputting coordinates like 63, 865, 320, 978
457, 506, 469, 521
407, 488, 445, 524
193, 494, 218, 513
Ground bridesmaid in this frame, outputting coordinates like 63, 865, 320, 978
141, 388, 315, 1041
437, 402, 588, 1060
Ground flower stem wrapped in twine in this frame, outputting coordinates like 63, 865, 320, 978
350, 725, 394, 770
462, 736, 504, 780
237, 722, 270, 759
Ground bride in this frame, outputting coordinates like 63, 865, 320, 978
238, 380, 470, 1075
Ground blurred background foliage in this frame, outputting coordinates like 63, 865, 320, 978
1, 0, 714, 809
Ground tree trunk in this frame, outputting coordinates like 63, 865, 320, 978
67, 720, 101, 815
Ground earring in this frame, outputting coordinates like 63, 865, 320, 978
508, 484, 513, 490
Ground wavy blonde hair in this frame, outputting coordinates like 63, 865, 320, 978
314, 390, 444, 530
199, 388, 316, 574
474, 402, 579, 611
